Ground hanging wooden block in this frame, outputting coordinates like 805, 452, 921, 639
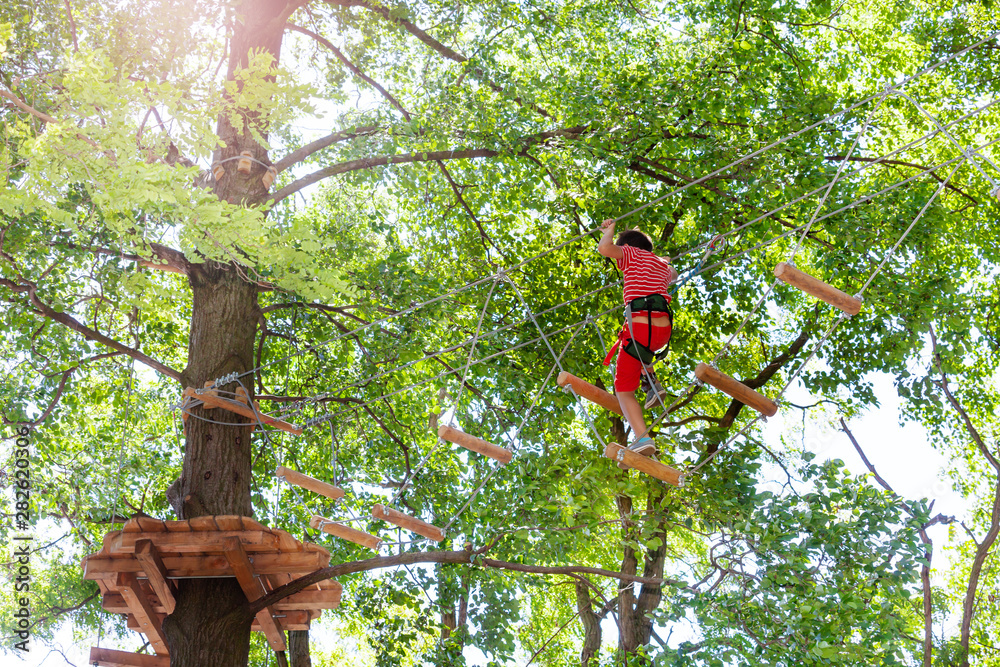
309, 514, 381, 550
235, 386, 250, 405
90, 647, 169, 667
276, 466, 345, 500
774, 262, 862, 316
183, 387, 303, 435
237, 150, 254, 173
694, 363, 778, 417
372, 504, 445, 542
556, 371, 624, 416
262, 165, 278, 189
211, 163, 225, 180
603, 443, 682, 486
438, 425, 513, 464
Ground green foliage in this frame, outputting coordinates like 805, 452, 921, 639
1, 0, 999, 665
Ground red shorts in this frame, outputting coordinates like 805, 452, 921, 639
604, 321, 672, 393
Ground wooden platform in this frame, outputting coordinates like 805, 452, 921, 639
82, 515, 336, 655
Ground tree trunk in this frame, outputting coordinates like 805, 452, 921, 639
617, 489, 667, 655
161, 2, 288, 665
161, 262, 262, 665
575, 579, 602, 667
288, 630, 312, 667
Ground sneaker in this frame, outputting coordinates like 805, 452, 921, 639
618, 437, 656, 469
643, 374, 669, 410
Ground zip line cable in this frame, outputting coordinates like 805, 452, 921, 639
684, 160, 964, 477
214, 33, 998, 394
175, 37, 999, 546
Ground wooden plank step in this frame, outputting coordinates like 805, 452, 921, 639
273, 586, 342, 610
774, 262, 862, 316
276, 466, 345, 500
438, 425, 513, 464
694, 363, 778, 417
106, 580, 342, 613
602, 443, 682, 486
83, 550, 330, 580
372, 504, 445, 542
126, 609, 319, 633
309, 515, 381, 551
556, 372, 623, 416
89, 647, 168, 667
183, 387, 303, 435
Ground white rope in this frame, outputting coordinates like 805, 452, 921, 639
609, 31, 998, 225
684, 159, 962, 476
389, 276, 500, 508
441, 317, 590, 533
786, 92, 889, 261
894, 91, 1000, 191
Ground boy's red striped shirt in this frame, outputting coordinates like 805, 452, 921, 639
616, 245, 678, 304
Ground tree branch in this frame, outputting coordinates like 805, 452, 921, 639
824, 155, 978, 204
273, 126, 381, 174
2, 352, 124, 427
706, 328, 811, 455
249, 550, 670, 614
271, 125, 587, 204
327, 0, 552, 118
928, 325, 1000, 667
271, 148, 499, 203
288, 23, 411, 120
1, 278, 182, 381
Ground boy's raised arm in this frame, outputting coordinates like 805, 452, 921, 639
597, 219, 624, 260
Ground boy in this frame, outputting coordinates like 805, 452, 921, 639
597, 218, 678, 461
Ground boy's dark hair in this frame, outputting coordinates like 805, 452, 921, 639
615, 229, 653, 252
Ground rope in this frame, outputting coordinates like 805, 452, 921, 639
389, 276, 500, 509
677, 95, 1000, 268
608, 30, 998, 225
683, 159, 962, 476
893, 91, 1000, 191
786, 92, 888, 262
441, 316, 591, 533
214, 32, 998, 395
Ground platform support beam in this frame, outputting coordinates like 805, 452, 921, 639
309, 515, 381, 550
116, 572, 169, 655
603, 443, 682, 486
556, 372, 623, 416
372, 504, 445, 542
223, 537, 286, 652
694, 363, 778, 417
774, 262, 862, 316
134, 539, 177, 615
438, 425, 513, 464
